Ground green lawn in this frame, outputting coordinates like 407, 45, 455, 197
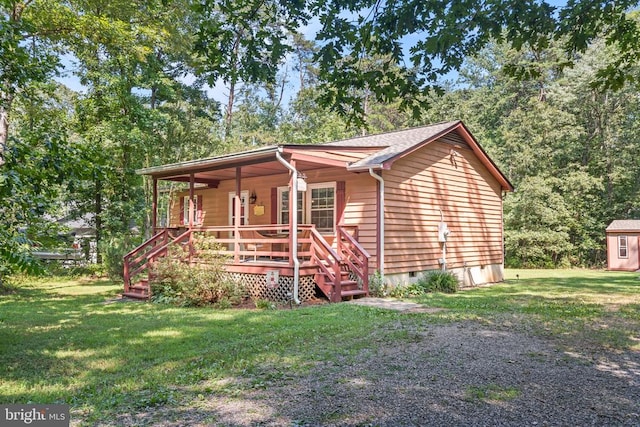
1, 269, 638, 425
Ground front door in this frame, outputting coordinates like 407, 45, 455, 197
228, 191, 249, 226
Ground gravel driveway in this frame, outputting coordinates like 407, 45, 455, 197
115, 304, 640, 427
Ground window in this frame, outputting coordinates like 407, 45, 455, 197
278, 188, 303, 225
277, 182, 336, 233
181, 195, 203, 226
618, 236, 628, 258
307, 183, 335, 233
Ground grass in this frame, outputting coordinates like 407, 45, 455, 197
464, 384, 521, 402
0, 269, 638, 425
415, 268, 640, 350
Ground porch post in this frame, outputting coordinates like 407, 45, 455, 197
189, 174, 195, 228
234, 167, 242, 263
288, 160, 297, 267
152, 177, 158, 232
276, 150, 301, 304
189, 173, 195, 264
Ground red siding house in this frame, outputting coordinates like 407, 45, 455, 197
124, 121, 513, 302
606, 220, 640, 271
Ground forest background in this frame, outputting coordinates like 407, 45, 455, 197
2, 0, 640, 282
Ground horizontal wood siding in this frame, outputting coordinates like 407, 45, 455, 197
170, 167, 379, 269
383, 137, 504, 275
606, 233, 640, 271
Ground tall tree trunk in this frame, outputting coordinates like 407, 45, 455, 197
0, 2, 26, 167
224, 30, 244, 137
361, 91, 369, 136
0, 106, 8, 166
225, 79, 236, 136
95, 176, 103, 264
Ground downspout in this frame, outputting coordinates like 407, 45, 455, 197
439, 209, 446, 272
276, 150, 301, 304
369, 168, 384, 278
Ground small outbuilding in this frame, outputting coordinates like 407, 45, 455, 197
606, 220, 640, 271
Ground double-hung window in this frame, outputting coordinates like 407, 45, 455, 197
277, 182, 336, 233
278, 188, 304, 225
307, 182, 335, 233
618, 235, 628, 258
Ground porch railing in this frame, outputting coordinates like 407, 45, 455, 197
123, 228, 170, 293
123, 228, 190, 293
123, 223, 370, 300
337, 225, 371, 295
309, 227, 343, 301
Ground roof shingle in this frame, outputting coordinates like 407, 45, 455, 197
324, 121, 460, 170
606, 220, 640, 232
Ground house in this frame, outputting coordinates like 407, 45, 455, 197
31, 214, 96, 263
123, 120, 513, 302
606, 220, 640, 271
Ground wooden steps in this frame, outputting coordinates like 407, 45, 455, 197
123, 280, 150, 300
314, 270, 368, 302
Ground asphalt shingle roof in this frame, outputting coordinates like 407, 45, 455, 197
606, 220, 640, 232
324, 121, 460, 170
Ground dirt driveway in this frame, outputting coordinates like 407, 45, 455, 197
114, 300, 640, 427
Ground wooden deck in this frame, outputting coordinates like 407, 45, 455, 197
123, 224, 370, 302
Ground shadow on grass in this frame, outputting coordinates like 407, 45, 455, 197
1, 272, 638, 425
414, 270, 640, 350
0, 280, 401, 424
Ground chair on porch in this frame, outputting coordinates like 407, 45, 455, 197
239, 229, 270, 261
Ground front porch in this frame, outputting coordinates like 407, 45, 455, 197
123, 224, 370, 303
124, 145, 377, 303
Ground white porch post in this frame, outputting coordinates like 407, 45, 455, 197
276, 150, 301, 304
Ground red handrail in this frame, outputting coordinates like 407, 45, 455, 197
123, 229, 169, 291
337, 225, 371, 295
123, 228, 192, 294
309, 227, 343, 302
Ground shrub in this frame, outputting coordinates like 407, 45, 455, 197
149, 235, 245, 307
389, 282, 426, 298
41, 262, 106, 278
423, 270, 459, 293
389, 270, 459, 298
368, 270, 388, 297
101, 234, 143, 281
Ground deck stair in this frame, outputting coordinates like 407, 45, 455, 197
312, 264, 365, 301
123, 228, 191, 301
123, 279, 150, 300
310, 226, 370, 302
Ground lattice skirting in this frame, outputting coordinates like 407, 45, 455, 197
222, 272, 316, 302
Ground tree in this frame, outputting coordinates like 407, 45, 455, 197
194, 0, 306, 135
0, 82, 80, 282
311, 0, 640, 125
0, 0, 69, 166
